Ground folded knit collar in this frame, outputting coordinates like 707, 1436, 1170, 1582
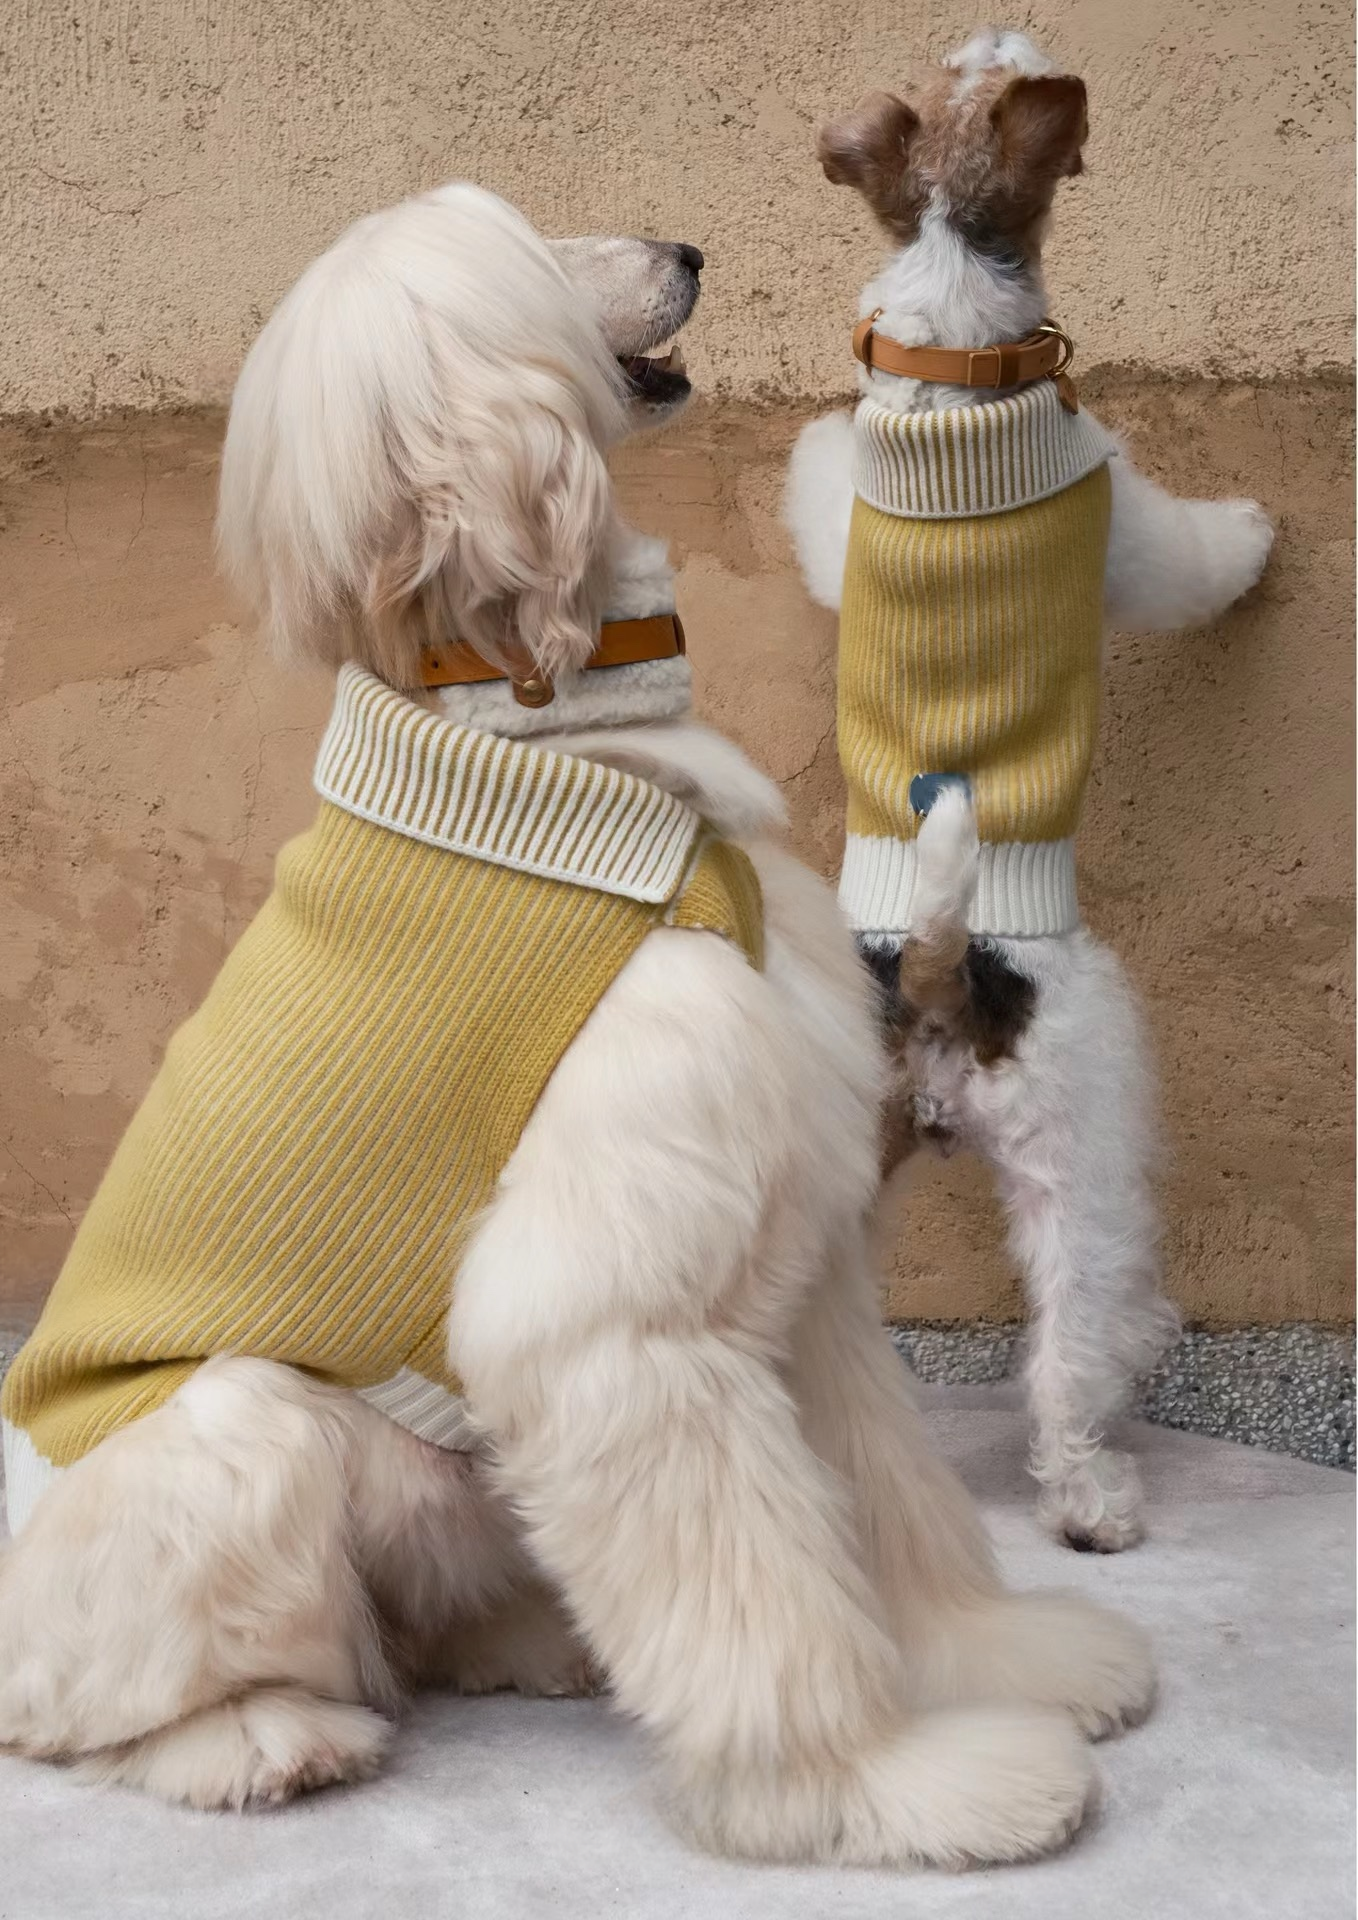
853, 377, 1117, 521
314, 666, 702, 905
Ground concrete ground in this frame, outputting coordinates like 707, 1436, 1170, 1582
2, 1384, 1352, 1920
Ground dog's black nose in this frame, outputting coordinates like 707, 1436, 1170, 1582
675, 243, 704, 274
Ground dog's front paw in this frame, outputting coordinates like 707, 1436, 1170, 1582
1212, 496, 1275, 606
679, 1706, 1096, 1868
848, 1707, 1098, 1868
908, 1590, 1155, 1740
991, 1593, 1156, 1739
785, 412, 855, 610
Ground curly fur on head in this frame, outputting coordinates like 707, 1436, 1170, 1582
217, 183, 627, 692
818, 30, 1087, 266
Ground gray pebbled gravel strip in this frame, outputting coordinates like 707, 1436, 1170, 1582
2, 1323, 1352, 1475
891, 1321, 1355, 1471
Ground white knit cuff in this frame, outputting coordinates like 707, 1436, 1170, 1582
357, 1370, 481, 1452
840, 834, 1080, 939
2, 1418, 60, 1538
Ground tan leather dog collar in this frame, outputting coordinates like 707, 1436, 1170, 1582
852, 313, 1078, 409
420, 611, 686, 708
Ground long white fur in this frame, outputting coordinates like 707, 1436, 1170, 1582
217, 184, 626, 686
785, 30, 1271, 1551
0, 180, 1154, 1854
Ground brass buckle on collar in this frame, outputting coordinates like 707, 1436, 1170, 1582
1037, 321, 1076, 376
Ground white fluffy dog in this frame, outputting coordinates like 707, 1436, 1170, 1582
0, 182, 1153, 1865
786, 30, 1274, 1553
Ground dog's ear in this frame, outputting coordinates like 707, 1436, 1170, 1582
366, 357, 617, 691
817, 92, 922, 234
220, 183, 624, 691
990, 75, 1088, 183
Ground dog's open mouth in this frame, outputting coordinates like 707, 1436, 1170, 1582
618, 340, 690, 407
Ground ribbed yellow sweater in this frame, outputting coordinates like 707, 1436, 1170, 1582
2, 669, 762, 1527
838, 381, 1116, 938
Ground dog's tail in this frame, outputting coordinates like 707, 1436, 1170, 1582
899, 781, 979, 1013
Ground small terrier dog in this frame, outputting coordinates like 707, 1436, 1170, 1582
786, 29, 1274, 1551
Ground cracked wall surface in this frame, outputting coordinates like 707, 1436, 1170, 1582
1, 0, 1351, 411
2, 378, 1352, 1327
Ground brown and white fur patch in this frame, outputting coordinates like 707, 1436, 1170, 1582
818, 33, 1085, 265
787, 28, 1273, 1553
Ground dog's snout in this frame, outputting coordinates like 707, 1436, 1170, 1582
674, 242, 704, 275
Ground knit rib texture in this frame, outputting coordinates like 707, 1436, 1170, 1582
838, 385, 1114, 938
3, 671, 763, 1488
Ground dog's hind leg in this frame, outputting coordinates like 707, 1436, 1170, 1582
973, 936, 1180, 1553
341, 1406, 594, 1698
0, 1358, 396, 1807
73, 1686, 391, 1809
787, 1222, 1155, 1737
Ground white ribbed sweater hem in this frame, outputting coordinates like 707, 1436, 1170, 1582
3, 1370, 480, 1535
841, 833, 1080, 939
3, 1418, 58, 1537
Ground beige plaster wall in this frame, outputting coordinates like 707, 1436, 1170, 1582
2, 0, 1351, 413
1, 2, 1353, 1329
2, 376, 1352, 1327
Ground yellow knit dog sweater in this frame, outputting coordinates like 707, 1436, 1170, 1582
838, 379, 1117, 938
2, 667, 762, 1531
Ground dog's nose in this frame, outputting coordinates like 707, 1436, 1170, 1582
674, 243, 705, 274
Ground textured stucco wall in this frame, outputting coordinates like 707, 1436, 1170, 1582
2, 379, 1352, 1326
1, 3, 1353, 1329
1, 0, 1351, 412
